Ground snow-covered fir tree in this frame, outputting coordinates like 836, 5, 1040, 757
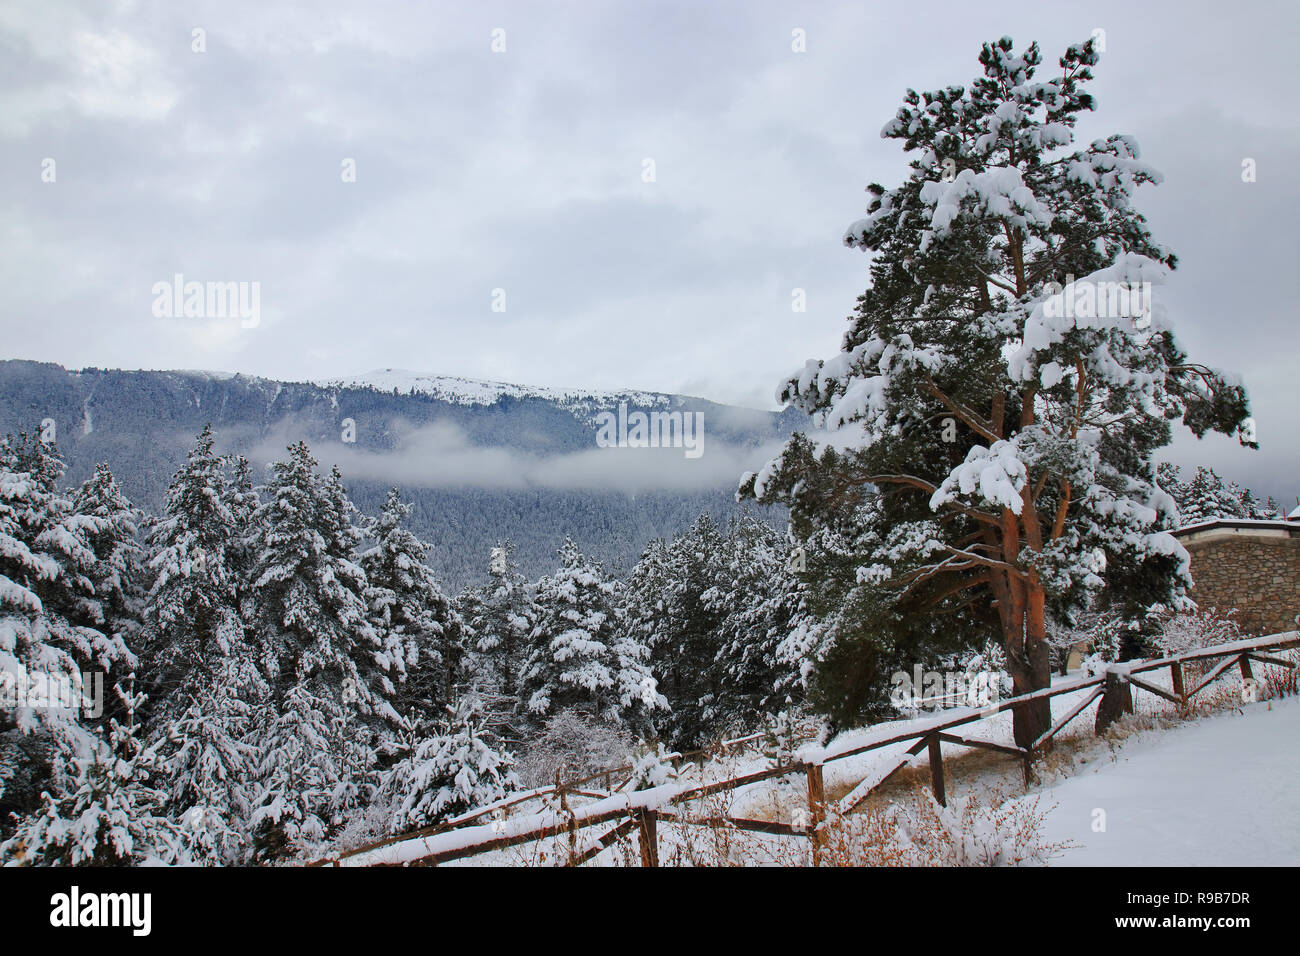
358, 487, 464, 763
221, 453, 261, 604
702, 514, 805, 732
5, 434, 135, 680
1158, 462, 1279, 524
380, 695, 518, 833
626, 739, 678, 791
247, 443, 374, 701
1, 680, 188, 866
248, 681, 363, 860
159, 651, 264, 865
141, 426, 248, 722
463, 541, 534, 702
138, 428, 269, 862
0, 435, 132, 834
624, 516, 725, 748
69, 462, 148, 683
522, 538, 661, 730
742, 36, 1254, 745
244, 443, 375, 856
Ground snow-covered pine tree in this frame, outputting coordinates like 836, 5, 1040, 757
702, 514, 805, 733
245, 443, 374, 854
248, 681, 361, 860
221, 453, 261, 605
464, 541, 534, 702
141, 426, 247, 722
140, 428, 267, 861
69, 462, 148, 714
1155, 461, 1186, 512
6, 434, 135, 681
1158, 463, 1279, 523
1240, 489, 1281, 520
522, 538, 659, 729
1180, 466, 1242, 524
626, 738, 678, 791
359, 487, 464, 763
742, 37, 1254, 746
160, 651, 264, 865
1, 679, 188, 866
381, 695, 518, 833
0, 435, 140, 833
247, 443, 373, 701
0, 435, 102, 834
624, 517, 724, 748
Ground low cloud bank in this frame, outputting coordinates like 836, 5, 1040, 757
244, 418, 789, 493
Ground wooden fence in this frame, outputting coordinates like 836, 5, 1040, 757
315, 630, 1298, 868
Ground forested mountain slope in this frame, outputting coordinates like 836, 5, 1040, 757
0, 360, 802, 588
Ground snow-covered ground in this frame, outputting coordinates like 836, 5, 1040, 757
337, 659, 1297, 867
1037, 695, 1300, 866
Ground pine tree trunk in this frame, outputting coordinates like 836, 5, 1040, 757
998, 471, 1054, 749
1004, 579, 1052, 749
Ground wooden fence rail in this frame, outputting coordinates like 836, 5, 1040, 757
316, 630, 1298, 868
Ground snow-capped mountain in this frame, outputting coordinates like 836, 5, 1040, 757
313, 368, 676, 415
0, 360, 803, 588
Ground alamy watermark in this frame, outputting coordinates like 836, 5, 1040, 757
1, 667, 104, 719
1042, 274, 1152, 329
890, 664, 1004, 713
151, 274, 260, 328
594, 402, 704, 459
50, 886, 151, 936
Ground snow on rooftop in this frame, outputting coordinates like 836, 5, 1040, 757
1173, 516, 1298, 534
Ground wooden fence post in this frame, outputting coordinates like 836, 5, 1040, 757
1095, 671, 1133, 734
926, 733, 946, 807
1170, 661, 1185, 701
560, 786, 579, 864
806, 763, 826, 866
636, 809, 659, 867
1238, 655, 1254, 681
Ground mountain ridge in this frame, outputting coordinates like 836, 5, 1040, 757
0, 359, 802, 590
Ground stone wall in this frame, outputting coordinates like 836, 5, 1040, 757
1176, 522, 1300, 636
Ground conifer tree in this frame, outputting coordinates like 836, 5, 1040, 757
6, 435, 134, 677
704, 514, 805, 731
381, 695, 518, 833
247, 443, 374, 703
1158, 463, 1279, 523
1, 680, 188, 866
465, 541, 534, 702
142, 426, 246, 722
70, 462, 148, 711
522, 538, 660, 728
359, 488, 464, 761
0, 435, 127, 832
159, 652, 264, 865
244, 443, 374, 853
625, 517, 724, 748
248, 682, 360, 861
743, 37, 1254, 744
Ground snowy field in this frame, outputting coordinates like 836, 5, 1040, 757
339, 655, 1298, 867
1037, 695, 1300, 866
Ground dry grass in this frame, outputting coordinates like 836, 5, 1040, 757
474, 646, 1299, 867
1259, 649, 1299, 701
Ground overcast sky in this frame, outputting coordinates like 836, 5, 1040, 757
1, 0, 1296, 501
